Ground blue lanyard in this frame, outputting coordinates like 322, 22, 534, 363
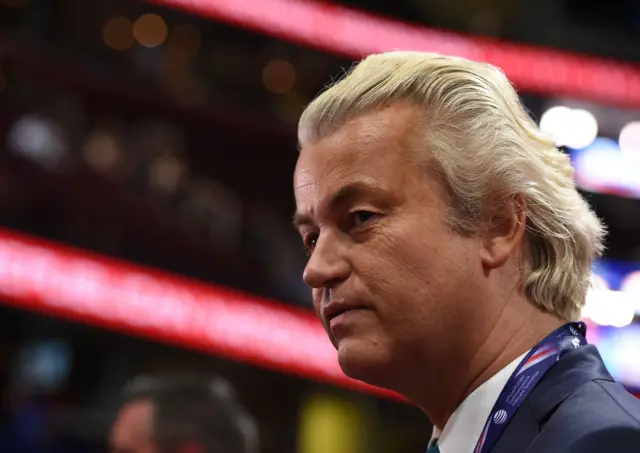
473, 322, 588, 453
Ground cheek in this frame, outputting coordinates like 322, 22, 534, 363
357, 220, 470, 309
370, 223, 441, 282
312, 288, 336, 344
312, 289, 323, 316
351, 233, 425, 310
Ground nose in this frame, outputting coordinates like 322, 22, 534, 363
303, 231, 351, 289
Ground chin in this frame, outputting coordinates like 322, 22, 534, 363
336, 337, 394, 387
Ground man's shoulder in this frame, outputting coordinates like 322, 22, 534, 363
590, 379, 640, 424
558, 378, 640, 417
565, 425, 640, 453
534, 379, 640, 452
495, 345, 640, 453
528, 344, 640, 430
555, 379, 640, 427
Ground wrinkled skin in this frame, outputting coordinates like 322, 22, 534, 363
293, 104, 492, 390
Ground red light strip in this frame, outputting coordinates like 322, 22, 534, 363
0, 228, 637, 400
146, 0, 640, 108
0, 228, 402, 401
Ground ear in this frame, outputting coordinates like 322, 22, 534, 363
479, 193, 527, 270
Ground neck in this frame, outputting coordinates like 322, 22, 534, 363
408, 303, 564, 429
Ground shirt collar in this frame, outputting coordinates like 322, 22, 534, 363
430, 351, 528, 453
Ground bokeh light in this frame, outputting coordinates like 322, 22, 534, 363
540, 106, 598, 149
262, 59, 297, 94
620, 121, 640, 162
102, 16, 134, 51
133, 13, 168, 48
83, 132, 123, 175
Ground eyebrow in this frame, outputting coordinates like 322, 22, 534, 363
292, 181, 387, 229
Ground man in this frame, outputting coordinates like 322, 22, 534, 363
109, 374, 258, 453
293, 51, 640, 453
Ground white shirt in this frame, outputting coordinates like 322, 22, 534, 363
430, 352, 528, 453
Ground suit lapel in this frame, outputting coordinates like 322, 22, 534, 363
490, 399, 539, 453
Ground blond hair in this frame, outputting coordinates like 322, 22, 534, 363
298, 51, 606, 321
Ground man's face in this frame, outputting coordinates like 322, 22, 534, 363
294, 103, 487, 387
110, 399, 156, 453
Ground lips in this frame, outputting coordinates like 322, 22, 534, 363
322, 300, 367, 323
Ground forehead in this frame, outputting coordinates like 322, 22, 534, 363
110, 399, 154, 448
294, 103, 423, 203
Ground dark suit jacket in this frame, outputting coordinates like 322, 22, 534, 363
492, 345, 640, 453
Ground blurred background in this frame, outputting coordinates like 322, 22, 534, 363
0, 0, 639, 452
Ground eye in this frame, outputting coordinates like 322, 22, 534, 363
302, 233, 318, 255
349, 211, 377, 228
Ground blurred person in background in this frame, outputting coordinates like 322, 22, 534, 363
0, 390, 50, 453
293, 51, 640, 453
110, 374, 258, 453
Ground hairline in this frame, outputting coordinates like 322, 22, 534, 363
299, 100, 484, 236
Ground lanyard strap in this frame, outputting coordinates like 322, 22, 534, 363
473, 322, 588, 453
